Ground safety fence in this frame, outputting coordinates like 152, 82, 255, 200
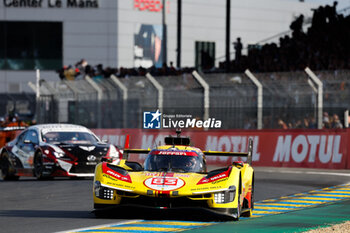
32, 69, 350, 129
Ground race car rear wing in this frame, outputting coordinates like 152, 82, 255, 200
203, 138, 253, 165
122, 138, 253, 165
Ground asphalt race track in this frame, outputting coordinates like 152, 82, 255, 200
0, 167, 349, 233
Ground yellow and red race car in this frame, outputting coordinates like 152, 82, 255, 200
93, 131, 254, 220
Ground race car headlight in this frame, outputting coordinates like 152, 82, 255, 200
94, 181, 114, 200
53, 151, 65, 158
103, 188, 114, 199
214, 192, 225, 203
214, 186, 236, 204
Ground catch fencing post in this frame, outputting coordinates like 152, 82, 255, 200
36, 69, 41, 122
146, 73, 163, 113
245, 69, 263, 129
345, 110, 349, 128
307, 77, 318, 123
28, 81, 40, 121
305, 67, 323, 129
36, 69, 40, 99
110, 75, 128, 128
192, 71, 209, 121
85, 76, 103, 128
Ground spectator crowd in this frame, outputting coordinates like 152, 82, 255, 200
224, 1, 350, 73
275, 112, 343, 130
57, 60, 195, 81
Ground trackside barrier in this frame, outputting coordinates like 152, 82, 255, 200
92, 128, 350, 169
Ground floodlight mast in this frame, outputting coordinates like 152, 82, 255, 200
162, 0, 167, 65
177, 0, 182, 68
225, 0, 231, 73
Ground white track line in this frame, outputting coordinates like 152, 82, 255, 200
55, 219, 140, 233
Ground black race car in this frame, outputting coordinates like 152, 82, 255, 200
0, 124, 121, 180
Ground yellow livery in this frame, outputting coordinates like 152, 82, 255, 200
93, 131, 254, 220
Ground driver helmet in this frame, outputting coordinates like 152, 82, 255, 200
185, 157, 197, 168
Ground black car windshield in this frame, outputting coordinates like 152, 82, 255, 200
144, 151, 204, 173
42, 131, 99, 144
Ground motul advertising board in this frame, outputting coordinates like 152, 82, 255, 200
92, 129, 350, 169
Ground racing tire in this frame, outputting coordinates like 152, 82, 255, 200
34, 151, 50, 180
233, 193, 241, 221
233, 178, 242, 221
241, 176, 254, 217
0, 152, 19, 181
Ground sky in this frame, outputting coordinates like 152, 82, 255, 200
290, 0, 350, 10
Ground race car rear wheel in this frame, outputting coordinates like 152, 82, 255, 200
0, 152, 19, 181
34, 151, 49, 180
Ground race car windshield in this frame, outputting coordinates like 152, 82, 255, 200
144, 153, 204, 173
42, 131, 99, 144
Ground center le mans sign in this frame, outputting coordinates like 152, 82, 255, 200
3, 0, 99, 8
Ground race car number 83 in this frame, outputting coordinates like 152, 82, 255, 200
144, 177, 185, 191
151, 177, 178, 186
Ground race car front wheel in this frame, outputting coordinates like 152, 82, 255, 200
241, 175, 254, 217
34, 151, 49, 180
0, 152, 19, 181
235, 191, 241, 220
232, 179, 241, 221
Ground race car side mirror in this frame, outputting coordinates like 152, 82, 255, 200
125, 161, 143, 171
232, 161, 244, 167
